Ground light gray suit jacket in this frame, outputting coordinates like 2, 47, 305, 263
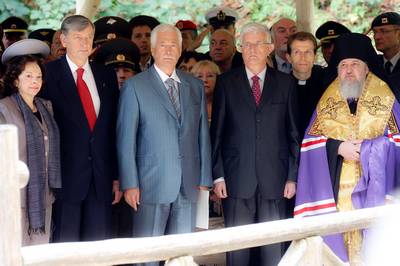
117, 66, 212, 204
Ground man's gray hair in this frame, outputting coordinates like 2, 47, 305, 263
150, 24, 182, 49
61, 15, 94, 35
270, 18, 296, 41
240, 22, 272, 45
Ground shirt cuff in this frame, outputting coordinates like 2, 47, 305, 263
214, 177, 225, 184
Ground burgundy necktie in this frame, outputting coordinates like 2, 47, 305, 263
76, 67, 96, 131
251, 75, 261, 106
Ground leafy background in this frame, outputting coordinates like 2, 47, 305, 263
0, 0, 398, 58
1, 0, 398, 33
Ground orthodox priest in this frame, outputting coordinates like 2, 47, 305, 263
294, 33, 400, 264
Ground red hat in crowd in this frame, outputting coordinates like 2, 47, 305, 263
175, 20, 197, 31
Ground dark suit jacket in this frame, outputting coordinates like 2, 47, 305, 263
204, 51, 244, 71
379, 54, 400, 74
292, 65, 326, 138
378, 55, 400, 102
210, 66, 300, 199
41, 56, 119, 203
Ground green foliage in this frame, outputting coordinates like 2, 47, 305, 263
0, 0, 398, 36
29, 0, 75, 30
0, 0, 30, 22
95, 0, 221, 24
242, 0, 398, 34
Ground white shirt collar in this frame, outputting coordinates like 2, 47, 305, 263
154, 64, 181, 84
65, 54, 90, 73
384, 50, 400, 67
245, 67, 267, 82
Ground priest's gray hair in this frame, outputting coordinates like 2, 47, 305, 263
240, 22, 272, 45
151, 24, 182, 49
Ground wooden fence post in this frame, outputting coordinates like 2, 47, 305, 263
76, 0, 101, 20
296, 0, 314, 33
0, 125, 24, 266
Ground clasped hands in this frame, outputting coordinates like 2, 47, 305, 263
338, 140, 363, 161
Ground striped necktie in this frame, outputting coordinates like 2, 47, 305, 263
165, 78, 181, 120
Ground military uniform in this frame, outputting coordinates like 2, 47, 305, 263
29, 28, 56, 48
94, 16, 131, 47
1, 16, 28, 48
315, 21, 351, 65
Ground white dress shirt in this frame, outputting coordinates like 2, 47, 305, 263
245, 67, 267, 92
66, 55, 100, 116
154, 64, 181, 89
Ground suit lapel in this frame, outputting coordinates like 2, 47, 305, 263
148, 66, 179, 121
258, 67, 275, 108
236, 67, 256, 111
177, 73, 191, 126
392, 60, 400, 74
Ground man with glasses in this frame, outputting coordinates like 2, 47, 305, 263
210, 22, 299, 266
372, 12, 400, 101
371, 12, 400, 75
286, 32, 325, 143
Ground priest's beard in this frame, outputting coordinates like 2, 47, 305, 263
339, 79, 364, 100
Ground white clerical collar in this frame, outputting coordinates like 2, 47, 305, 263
154, 64, 181, 84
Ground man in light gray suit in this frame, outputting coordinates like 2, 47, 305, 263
117, 24, 212, 265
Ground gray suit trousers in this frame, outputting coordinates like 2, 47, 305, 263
132, 190, 196, 266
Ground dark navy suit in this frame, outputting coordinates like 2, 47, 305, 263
41, 55, 119, 241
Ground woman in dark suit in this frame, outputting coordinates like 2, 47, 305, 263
0, 55, 61, 246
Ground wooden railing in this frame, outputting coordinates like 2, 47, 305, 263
1, 125, 397, 266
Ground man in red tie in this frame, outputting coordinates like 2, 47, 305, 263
40, 15, 122, 242
210, 22, 300, 266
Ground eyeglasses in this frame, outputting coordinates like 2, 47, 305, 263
240, 42, 271, 50
372, 28, 400, 35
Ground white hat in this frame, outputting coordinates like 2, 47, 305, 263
2, 38, 50, 64
205, 7, 239, 23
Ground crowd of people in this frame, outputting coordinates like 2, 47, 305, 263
0, 6, 399, 266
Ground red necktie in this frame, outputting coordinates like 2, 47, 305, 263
251, 75, 261, 106
76, 67, 96, 131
